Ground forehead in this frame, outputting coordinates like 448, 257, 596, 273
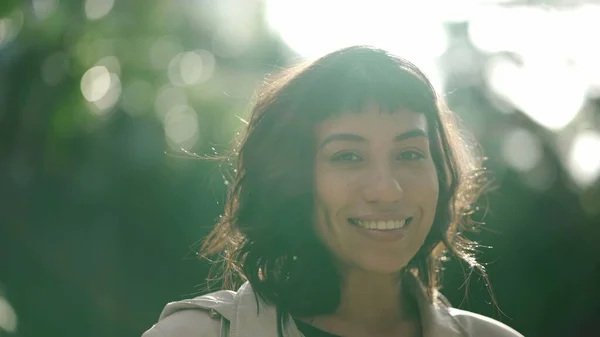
316, 108, 428, 139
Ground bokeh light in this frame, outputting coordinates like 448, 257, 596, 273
81, 66, 111, 103
168, 50, 216, 87
502, 128, 544, 172
80, 64, 122, 115
567, 130, 600, 188
32, 0, 59, 20
0, 295, 17, 334
163, 105, 201, 151
469, 7, 547, 55
84, 0, 115, 20
91, 72, 121, 112
472, 5, 600, 131
0, 10, 23, 49
486, 56, 585, 130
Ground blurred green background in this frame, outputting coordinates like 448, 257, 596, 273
1, 0, 599, 336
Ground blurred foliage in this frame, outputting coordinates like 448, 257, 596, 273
0, 0, 19, 17
0, 1, 598, 337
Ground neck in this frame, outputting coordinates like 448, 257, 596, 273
333, 269, 418, 331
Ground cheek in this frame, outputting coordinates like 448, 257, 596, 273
313, 166, 356, 242
401, 165, 439, 208
315, 166, 354, 210
424, 169, 440, 204
313, 191, 347, 256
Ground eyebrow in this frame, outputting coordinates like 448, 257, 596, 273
319, 129, 428, 149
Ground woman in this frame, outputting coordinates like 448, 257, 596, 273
143, 46, 523, 337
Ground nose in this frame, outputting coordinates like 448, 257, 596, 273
361, 164, 404, 204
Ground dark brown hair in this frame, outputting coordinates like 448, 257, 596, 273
201, 45, 489, 330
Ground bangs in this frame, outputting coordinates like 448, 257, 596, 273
293, 53, 439, 121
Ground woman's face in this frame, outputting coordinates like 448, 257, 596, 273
313, 107, 439, 274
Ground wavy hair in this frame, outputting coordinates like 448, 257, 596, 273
201, 45, 490, 333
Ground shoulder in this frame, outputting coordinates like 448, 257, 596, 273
447, 308, 524, 337
141, 290, 237, 337
142, 308, 222, 337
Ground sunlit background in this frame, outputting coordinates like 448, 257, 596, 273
1, 0, 599, 336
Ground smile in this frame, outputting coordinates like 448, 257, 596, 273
348, 217, 413, 231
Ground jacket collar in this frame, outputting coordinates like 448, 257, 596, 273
233, 282, 303, 337
403, 272, 467, 337
231, 272, 466, 337
159, 273, 467, 337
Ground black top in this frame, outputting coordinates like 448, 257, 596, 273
294, 319, 341, 337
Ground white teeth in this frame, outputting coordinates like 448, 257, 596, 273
385, 220, 395, 229
354, 218, 408, 230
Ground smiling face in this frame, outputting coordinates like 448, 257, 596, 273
313, 107, 440, 274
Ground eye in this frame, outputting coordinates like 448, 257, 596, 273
331, 151, 363, 163
397, 150, 425, 161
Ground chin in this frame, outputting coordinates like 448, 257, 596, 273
357, 255, 411, 275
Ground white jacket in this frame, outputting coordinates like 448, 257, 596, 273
142, 274, 523, 337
